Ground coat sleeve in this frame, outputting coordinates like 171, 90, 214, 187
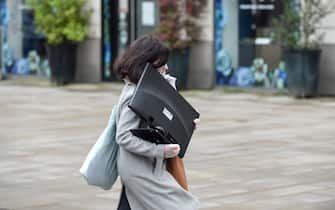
116, 97, 165, 158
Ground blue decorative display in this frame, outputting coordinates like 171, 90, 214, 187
272, 62, 287, 90
14, 58, 30, 75
103, 0, 112, 79
229, 67, 254, 87
215, 0, 234, 86
0, 0, 9, 77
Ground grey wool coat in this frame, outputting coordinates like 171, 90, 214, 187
115, 82, 200, 210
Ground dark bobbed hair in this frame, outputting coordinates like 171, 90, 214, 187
113, 34, 169, 84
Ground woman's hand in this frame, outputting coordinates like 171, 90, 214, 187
193, 118, 200, 130
164, 144, 180, 158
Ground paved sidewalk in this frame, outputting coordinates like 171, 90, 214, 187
1, 84, 335, 210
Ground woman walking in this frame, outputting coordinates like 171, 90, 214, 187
114, 34, 199, 210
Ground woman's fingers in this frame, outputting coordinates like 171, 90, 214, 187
164, 144, 180, 158
193, 118, 200, 130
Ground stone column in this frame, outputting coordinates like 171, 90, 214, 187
318, 11, 335, 95
187, 0, 215, 89
75, 0, 102, 82
222, 0, 239, 69
6, 0, 23, 59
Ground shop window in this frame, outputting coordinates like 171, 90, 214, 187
22, 7, 46, 58
217, 0, 288, 89
2, 0, 50, 77
239, 0, 283, 69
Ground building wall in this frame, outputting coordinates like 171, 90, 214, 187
187, 0, 215, 89
76, 0, 216, 86
318, 10, 335, 95
75, 0, 101, 83
321, 12, 335, 45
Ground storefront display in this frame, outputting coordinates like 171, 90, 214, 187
2, 1, 50, 77
215, 0, 287, 89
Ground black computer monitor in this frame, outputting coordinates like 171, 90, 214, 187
128, 63, 200, 158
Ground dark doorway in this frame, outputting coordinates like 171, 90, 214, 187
102, 0, 131, 81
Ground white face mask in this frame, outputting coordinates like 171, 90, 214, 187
163, 74, 177, 90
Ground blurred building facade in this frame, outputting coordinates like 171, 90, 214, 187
3, 0, 215, 89
2, 0, 335, 93
98, 0, 215, 89
220, 0, 335, 94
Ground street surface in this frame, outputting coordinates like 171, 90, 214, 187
1, 84, 335, 210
